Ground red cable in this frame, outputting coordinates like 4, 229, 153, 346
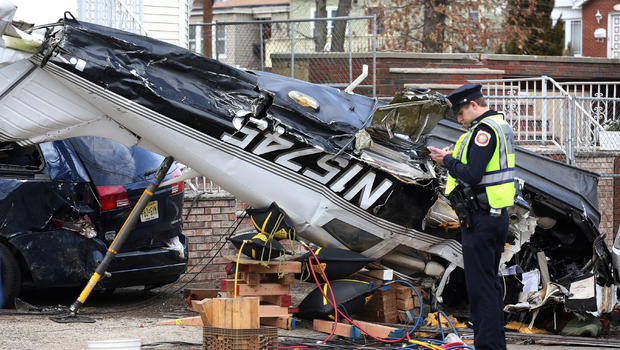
305, 245, 407, 344
308, 257, 339, 344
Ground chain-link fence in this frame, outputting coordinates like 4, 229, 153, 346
190, 16, 377, 97
78, 0, 148, 35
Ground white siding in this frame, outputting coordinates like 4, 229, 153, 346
144, 0, 189, 47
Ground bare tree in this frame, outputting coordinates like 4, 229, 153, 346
330, 0, 352, 52
365, 0, 541, 53
421, 0, 448, 52
314, 0, 327, 51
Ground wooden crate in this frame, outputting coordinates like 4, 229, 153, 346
198, 297, 260, 329
357, 285, 398, 323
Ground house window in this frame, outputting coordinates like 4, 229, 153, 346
212, 24, 226, 59
189, 25, 202, 53
469, 10, 480, 23
570, 20, 582, 55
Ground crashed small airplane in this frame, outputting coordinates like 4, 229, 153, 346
0, 8, 616, 315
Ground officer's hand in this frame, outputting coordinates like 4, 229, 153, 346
428, 146, 452, 166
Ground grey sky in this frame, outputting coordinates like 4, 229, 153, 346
10, 0, 77, 25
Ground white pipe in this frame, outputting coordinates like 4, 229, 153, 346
344, 64, 368, 95
160, 169, 201, 187
435, 263, 457, 304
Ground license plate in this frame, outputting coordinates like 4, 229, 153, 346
140, 201, 159, 222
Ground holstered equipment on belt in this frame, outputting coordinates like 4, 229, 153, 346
448, 186, 474, 229
448, 185, 494, 228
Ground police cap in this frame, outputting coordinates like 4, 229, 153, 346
447, 84, 483, 114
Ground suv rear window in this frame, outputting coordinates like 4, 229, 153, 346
0, 142, 44, 173
69, 137, 165, 186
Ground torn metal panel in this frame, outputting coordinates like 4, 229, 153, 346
370, 88, 449, 144
8, 230, 106, 287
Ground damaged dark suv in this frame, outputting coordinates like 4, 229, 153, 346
0, 137, 187, 306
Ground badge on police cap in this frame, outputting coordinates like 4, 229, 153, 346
474, 130, 491, 147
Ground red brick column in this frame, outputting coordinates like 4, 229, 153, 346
181, 193, 252, 284
576, 155, 615, 247
615, 157, 620, 241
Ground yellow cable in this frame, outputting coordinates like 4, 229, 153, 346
407, 340, 444, 350
234, 240, 248, 298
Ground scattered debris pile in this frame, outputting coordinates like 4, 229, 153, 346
160, 202, 620, 348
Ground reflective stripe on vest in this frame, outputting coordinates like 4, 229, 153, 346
444, 114, 516, 208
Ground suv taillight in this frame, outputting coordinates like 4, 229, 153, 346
97, 185, 130, 211
170, 168, 185, 195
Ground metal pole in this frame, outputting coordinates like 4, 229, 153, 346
571, 97, 577, 165
348, 19, 352, 84
67, 157, 174, 315
566, 98, 574, 165
372, 14, 377, 98
259, 22, 264, 71
540, 77, 546, 141
215, 24, 219, 61
291, 22, 295, 78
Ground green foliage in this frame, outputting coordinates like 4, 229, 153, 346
604, 119, 620, 132
503, 0, 564, 55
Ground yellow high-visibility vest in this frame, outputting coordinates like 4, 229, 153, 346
445, 114, 516, 209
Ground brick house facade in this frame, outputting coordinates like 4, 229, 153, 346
582, 0, 620, 58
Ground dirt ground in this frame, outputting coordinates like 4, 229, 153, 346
0, 282, 615, 350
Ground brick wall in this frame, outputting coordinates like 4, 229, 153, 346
615, 157, 620, 239
181, 191, 252, 284
272, 52, 620, 98
582, 0, 615, 58
575, 155, 616, 247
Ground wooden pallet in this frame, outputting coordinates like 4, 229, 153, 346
221, 256, 301, 330
171, 257, 300, 330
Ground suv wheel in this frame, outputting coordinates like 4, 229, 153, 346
1, 243, 21, 308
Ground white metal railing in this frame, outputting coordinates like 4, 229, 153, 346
560, 82, 620, 140
185, 175, 224, 194
468, 76, 620, 163
77, 0, 148, 36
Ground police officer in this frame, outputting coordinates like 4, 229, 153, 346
429, 84, 515, 350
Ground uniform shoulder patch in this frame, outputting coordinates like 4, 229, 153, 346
474, 130, 491, 147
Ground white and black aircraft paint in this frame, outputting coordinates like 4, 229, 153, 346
0, 14, 616, 309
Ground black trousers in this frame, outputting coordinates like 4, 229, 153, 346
461, 210, 508, 350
